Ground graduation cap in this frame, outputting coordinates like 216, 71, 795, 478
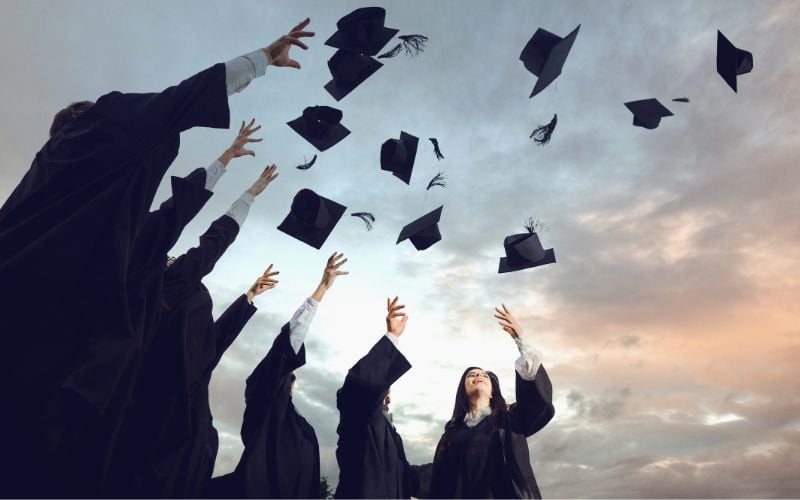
324, 50, 384, 101
277, 189, 347, 249
325, 7, 399, 56
519, 24, 580, 98
716, 30, 753, 92
624, 99, 673, 129
380, 131, 419, 185
498, 232, 556, 273
396, 205, 443, 251
287, 106, 351, 152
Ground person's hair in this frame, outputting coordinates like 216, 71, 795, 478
435, 366, 508, 460
49, 100, 95, 137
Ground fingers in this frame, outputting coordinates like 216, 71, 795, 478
289, 30, 315, 39
281, 35, 309, 50
290, 17, 311, 33
264, 264, 272, 273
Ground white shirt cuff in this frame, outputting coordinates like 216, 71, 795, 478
225, 192, 255, 228
514, 337, 542, 381
204, 159, 226, 191
225, 49, 269, 96
385, 332, 401, 349
288, 297, 319, 354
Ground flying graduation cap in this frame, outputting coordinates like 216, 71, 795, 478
498, 220, 556, 273
380, 131, 419, 185
325, 7, 399, 56
277, 189, 347, 249
519, 24, 580, 98
716, 30, 753, 92
397, 205, 443, 251
287, 106, 351, 151
324, 50, 384, 101
624, 98, 673, 129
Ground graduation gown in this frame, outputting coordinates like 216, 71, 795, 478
209, 323, 320, 499
429, 365, 555, 499
108, 214, 250, 498
0, 63, 229, 496
334, 336, 426, 499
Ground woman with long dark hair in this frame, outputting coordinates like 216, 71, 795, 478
429, 304, 555, 498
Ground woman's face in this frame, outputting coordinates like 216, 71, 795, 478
464, 368, 493, 398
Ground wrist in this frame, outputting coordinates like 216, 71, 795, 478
310, 283, 328, 302
246, 290, 255, 303
218, 150, 234, 167
261, 48, 273, 66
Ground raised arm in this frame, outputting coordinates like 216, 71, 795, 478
129, 168, 212, 281
494, 304, 555, 437
337, 296, 411, 420
240, 254, 347, 447
92, 19, 315, 144
163, 164, 278, 305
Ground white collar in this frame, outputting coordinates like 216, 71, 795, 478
464, 405, 492, 427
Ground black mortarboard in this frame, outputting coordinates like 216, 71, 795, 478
380, 131, 419, 185
716, 30, 753, 93
624, 99, 673, 129
277, 189, 347, 249
498, 232, 556, 273
325, 7, 399, 56
324, 50, 384, 101
287, 106, 351, 152
519, 24, 580, 98
396, 205, 443, 251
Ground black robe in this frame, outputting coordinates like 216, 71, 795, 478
334, 336, 427, 499
108, 214, 251, 498
429, 365, 555, 499
0, 64, 229, 497
208, 323, 321, 499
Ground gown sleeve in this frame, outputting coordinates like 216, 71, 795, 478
240, 324, 306, 447
337, 336, 411, 422
211, 294, 257, 368
129, 168, 212, 279
91, 63, 230, 145
162, 214, 240, 305
508, 364, 555, 437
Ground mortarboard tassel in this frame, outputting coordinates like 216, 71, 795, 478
429, 138, 445, 160
672, 97, 690, 103
377, 34, 429, 59
295, 154, 317, 170
377, 43, 403, 59
530, 114, 558, 145
351, 212, 376, 231
426, 172, 447, 191
524, 216, 548, 234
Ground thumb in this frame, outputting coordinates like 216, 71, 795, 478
286, 58, 301, 69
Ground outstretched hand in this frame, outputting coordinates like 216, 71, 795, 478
246, 264, 280, 303
246, 164, 279, 197
262, 18, 315, 69
494, 303, 524, 340
311, 252, 349, 302
227, 119, 263, 160
386, 296, 408, 337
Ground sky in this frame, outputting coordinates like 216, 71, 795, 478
2, 0, 800, 497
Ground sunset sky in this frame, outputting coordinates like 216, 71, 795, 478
2, 0, 799, 497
